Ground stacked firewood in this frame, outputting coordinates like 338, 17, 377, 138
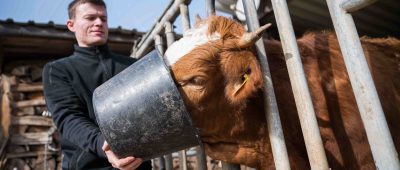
0, 64, 61, 170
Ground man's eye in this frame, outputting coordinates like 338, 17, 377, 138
86, 16, 96, 21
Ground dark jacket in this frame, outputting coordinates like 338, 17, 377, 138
43, 44, 151, 170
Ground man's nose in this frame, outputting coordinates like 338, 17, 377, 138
94, 18, 104, 26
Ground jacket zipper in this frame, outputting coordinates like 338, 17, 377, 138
96, 48, 112, 79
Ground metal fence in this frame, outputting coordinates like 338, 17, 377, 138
130, 0, 400, 169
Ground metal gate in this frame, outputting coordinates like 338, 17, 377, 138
130, 0, 400, 169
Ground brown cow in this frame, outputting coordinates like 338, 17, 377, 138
164, 16, 400, 169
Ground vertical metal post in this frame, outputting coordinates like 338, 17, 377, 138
165, 22, 189, 170
178, 150, 188, 170
155, 34, 165, 54
159, 157, 166, 170
242, 0, 290, 169
165, 22, 175, 46
206, 0, 216, 16
165, 154, 174, 170
195, 146, 207, 170
0, 43, 3, 74
180, 4, 191, 33
221, 161, 241, 170
326, 0, 400, 169
269, 0, 330, 169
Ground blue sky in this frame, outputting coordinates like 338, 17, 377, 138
0, 0, 228, 33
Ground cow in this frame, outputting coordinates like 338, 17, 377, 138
164, 15, 400, 169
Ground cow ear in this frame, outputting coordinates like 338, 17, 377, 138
222, 53, 263, 105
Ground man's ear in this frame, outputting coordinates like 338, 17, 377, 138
67, 19, 75, 32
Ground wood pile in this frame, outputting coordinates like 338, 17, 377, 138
0, 63, 61, 170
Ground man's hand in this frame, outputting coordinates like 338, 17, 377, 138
102, 141, 143, 170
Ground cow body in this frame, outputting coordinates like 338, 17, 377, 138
165, 16, 400, 169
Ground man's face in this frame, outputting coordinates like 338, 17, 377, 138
67, 3, 108, 47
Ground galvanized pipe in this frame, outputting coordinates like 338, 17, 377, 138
165, 22, 189, 170
340, 0, 378, 13
206, 0, 216, 16
242, 0, 291, 169
165, 154, 173, 170
154, 34, 165, 54
158, 157, 166, 170
178, 150, 188, 170
165, 22, 175, 46
195, 146, 207, 170
131, 0, 191, 58
326, 0, 400, 169
221, 161, 240, 170
269, 0, 330, 169
136, 0, 174, 48
180, 4, 191, 33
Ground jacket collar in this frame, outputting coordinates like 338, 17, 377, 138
73, 44, 110, 57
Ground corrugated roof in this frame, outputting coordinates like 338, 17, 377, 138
0, 19, 144, 42
0, 20, 144, 59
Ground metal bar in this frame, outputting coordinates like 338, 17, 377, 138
340, 0, 378, 13
195, 146, 207, 170
159, 157, 166, 170
131, 0, 191, 58
326, 0, 400, 169
178, 150, 188, 170
136, 0, 175, 48
155, 34, 164, 54
242, 0, 291, 169
206, 0, 216, 16
165, 154, 173, 170
269, 0, 330, 169
165, 22, 187, 170
165, 22, 175, 46
221, 162, 240, 170
180, 4, 191, 33
0, 42, 3, 74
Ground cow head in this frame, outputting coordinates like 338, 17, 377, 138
165, 16, 271, 167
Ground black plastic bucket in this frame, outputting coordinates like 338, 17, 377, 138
93, 50, 200, 160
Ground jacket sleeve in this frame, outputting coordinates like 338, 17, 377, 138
42, 61, 106, 159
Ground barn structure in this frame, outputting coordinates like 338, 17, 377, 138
0, 19, 142, 169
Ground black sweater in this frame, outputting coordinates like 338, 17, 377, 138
43, 45, 151, 169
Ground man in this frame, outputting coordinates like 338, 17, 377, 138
42, 0, 151, 169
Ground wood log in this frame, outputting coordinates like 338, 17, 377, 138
0, 43, 3, 74
15, 107, 35, 116
1, 75, 12, 138
11, 116, 53, 126
10, 132, 51, 145
6, 151, 57, 159
11, 66, 30, 77
11, 83, 43, 92
13, 98, 45, 108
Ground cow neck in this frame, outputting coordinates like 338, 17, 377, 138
164, 23, 221, 66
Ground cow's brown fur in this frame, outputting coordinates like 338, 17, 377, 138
170, 16, 400, 169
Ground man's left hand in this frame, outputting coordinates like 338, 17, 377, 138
102, 141, 143, 170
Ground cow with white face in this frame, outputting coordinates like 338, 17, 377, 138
164, 15, 400, 169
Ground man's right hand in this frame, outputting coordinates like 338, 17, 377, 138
102, 141, 143, 170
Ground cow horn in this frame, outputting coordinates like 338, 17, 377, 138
195, 14, 202, 25
238, 23, 272, 48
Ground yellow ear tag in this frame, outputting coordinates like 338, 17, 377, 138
233, 74, 250, 96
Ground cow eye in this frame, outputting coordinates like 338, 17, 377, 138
188, 76, 207, 86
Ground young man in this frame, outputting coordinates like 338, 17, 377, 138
43, 0, 151, 169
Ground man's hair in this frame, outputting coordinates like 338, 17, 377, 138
68, 0, 107, 19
